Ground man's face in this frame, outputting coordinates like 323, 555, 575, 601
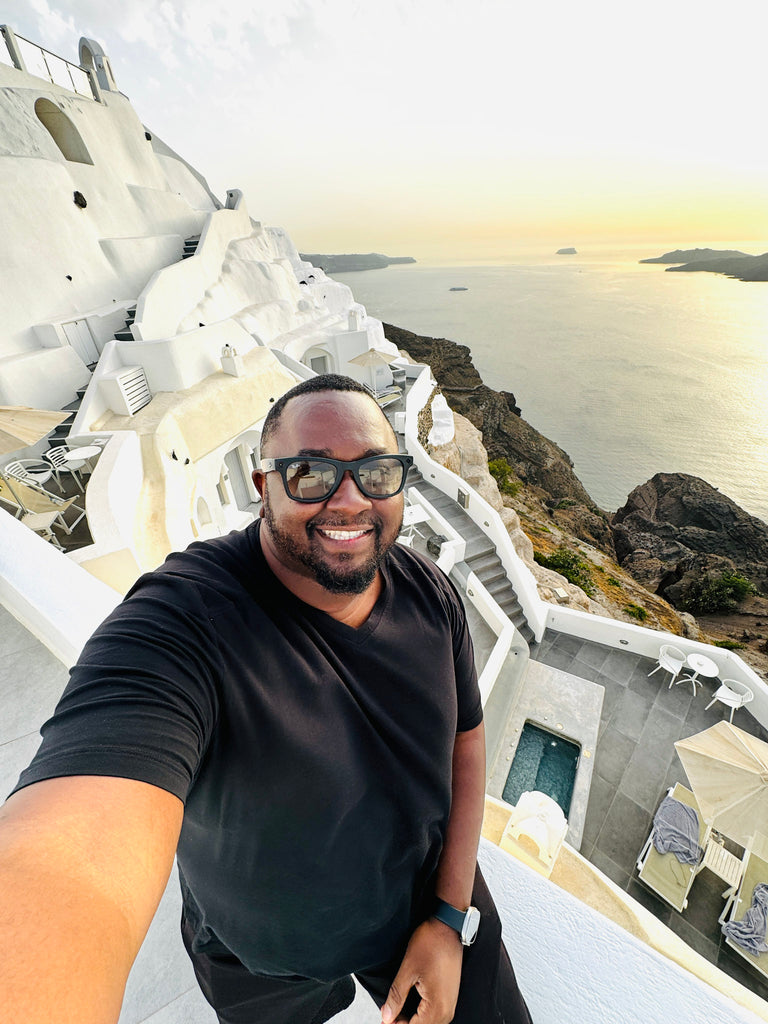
254, 390, 404, 595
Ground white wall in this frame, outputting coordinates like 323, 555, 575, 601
0, 508, 120, 666
477, 839, 763, 1024
0, 64, 211, 379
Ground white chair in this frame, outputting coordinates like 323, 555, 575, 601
705, 679, 754, 723
43, 445, 86, 492
3, 458, 56, 489
500, 791, 568, 877
648, 643, 686, 688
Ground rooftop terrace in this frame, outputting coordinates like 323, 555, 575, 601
530, 629, 768, 1005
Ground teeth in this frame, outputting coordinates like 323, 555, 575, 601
320, 529, 367, 540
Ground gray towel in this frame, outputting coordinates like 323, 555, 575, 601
723, 883, 768, 955
651, 795, 702, 866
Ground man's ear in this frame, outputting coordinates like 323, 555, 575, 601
252, 470, 266, 499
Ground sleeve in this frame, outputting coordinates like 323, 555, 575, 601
12, 574, 223, 803
437, 564, 482, 733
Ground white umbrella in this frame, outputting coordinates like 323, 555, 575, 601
0, 405, 68, 456
674, 720, 768, 847
348, 348, 393, 391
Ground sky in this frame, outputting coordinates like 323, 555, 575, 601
6, 0, 768, 262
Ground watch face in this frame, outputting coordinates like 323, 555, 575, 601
461, 906, 481, 945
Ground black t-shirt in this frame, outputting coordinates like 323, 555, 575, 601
14, 522, 481, 980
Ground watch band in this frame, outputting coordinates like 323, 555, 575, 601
433, 898, 467, 934
432, 898, 481, 945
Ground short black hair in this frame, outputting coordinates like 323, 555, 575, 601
260, 373, 396, 455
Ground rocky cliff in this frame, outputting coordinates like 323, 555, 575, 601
612, 473, 768, 598
386, 322, 768, 671
384, 323, 597, 506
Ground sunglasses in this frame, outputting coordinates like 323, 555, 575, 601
260, 454, 413, 503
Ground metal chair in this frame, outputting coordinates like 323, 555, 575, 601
43, 445, 86, 492
705, 679, 754, 723
648, 644, 686, 688
3, 458, 56, 489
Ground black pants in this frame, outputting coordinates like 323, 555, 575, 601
182, 866, 532, 1024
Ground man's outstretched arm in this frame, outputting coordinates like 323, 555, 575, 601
0, 775, 184, 1024
382, 720, 486, 1024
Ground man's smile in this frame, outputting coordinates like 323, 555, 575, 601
315, 527, 373, 543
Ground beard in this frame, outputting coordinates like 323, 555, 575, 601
262, 499, 401, 595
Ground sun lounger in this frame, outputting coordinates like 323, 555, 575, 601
636, 783, 709, 912
720, 832, 768, 980
0, 473, 85, 534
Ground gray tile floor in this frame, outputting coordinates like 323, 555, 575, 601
530, 630, 768, 1004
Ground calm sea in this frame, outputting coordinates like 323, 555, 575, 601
335, 247, 768, 524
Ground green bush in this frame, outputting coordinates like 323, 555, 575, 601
624, 602, 648, 622
679, 571, 755, 615
488, 458, 521, 497
534, 546, 595, 596
714, 638, 745, 650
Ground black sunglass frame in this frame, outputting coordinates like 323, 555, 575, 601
260, 454, 414, 502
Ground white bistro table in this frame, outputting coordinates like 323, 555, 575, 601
64, 444, 102, 474
677, 652, 719, 695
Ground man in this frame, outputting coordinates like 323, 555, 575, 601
0, 374, 531, 1024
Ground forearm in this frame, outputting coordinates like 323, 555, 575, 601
1, 840, 137, 1023
0, 776, 182, 1024
433, 720, 486, 909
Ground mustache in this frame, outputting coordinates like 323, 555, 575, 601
307, 515, 380, 530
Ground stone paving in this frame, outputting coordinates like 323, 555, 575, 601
531, 629, 768, 1005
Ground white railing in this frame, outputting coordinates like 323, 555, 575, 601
2, 28, 93, 97
405, 488, 525, 710
403, 366, 547, 639
405, 486, 465, 574
546, 603, 768, 731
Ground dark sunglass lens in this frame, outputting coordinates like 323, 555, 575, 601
285, 460, 337, 500
358, 457, 405, 496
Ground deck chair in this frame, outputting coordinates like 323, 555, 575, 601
720, 832, 768, 980
18, 509, 65, 549
636, 783, 710, 911
0, 474, 85, 535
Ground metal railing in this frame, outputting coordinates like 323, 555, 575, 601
1, 26, 94, 98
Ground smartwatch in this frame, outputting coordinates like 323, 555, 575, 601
432, 898, 481, 946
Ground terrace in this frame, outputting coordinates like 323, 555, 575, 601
529, 629, 768, 1003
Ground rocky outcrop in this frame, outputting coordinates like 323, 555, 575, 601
384, 323, 597, 507
639, 248, 768, 282
640, 248, 749, 264
611, 473, 768, 599
300, 253, 416, 273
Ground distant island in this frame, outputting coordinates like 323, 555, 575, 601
640, 247, 768, 282
449, 286, 468, 291
556, 247, 577, 255
300, 252, 416, 273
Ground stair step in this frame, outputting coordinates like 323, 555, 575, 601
484, 577, 512, 597
114, 330, 133, 341
468, 552, 503, 576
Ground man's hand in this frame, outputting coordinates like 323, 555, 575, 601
381, 918, 463, 1024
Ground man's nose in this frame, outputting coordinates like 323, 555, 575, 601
325, 470, 373, 510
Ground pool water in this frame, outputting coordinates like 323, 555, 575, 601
502, 722, 580, 818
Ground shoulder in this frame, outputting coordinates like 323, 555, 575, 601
126, 523, 262, 614
385, 543, 465, 614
